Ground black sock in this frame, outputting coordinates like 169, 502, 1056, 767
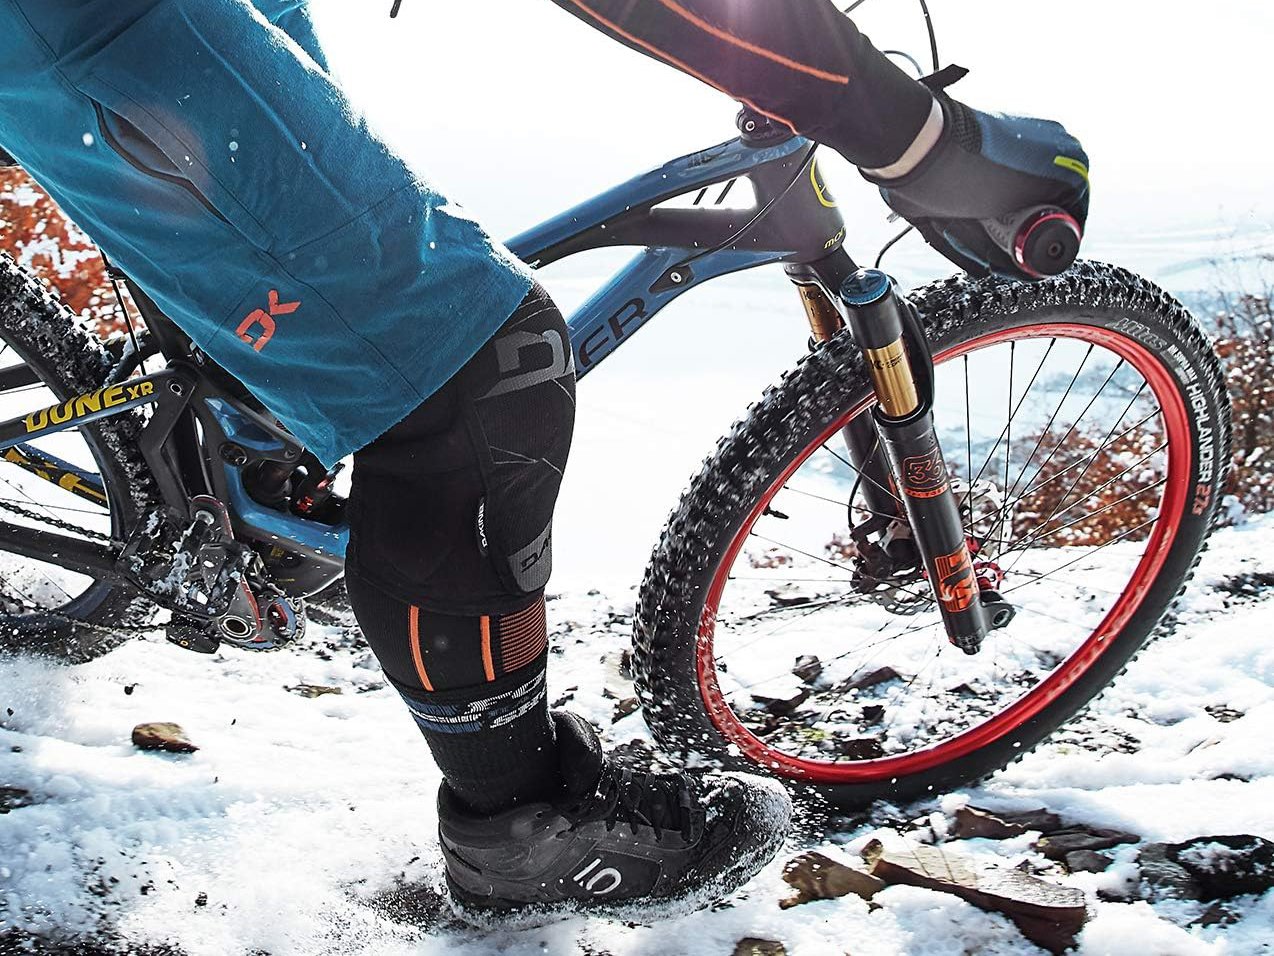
397, 650, 556, 813
347, 577, 560, 814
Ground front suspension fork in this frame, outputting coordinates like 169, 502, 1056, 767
792, 265, 992, 654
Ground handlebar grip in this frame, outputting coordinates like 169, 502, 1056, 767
981, 206, 1082, 278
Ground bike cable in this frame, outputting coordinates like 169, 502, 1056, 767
843, 0, 940, 73
844, 0, 942, 272
660, 140, 819, 281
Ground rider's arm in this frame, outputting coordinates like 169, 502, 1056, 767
547, 0, 933, 169
547, 0, 1090, 279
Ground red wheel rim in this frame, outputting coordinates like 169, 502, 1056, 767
695, 323, 1193, 783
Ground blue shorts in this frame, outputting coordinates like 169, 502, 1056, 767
0, 0, 532, 465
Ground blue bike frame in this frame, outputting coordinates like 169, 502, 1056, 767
0, 120, 856, 589
510, 133, 842, 378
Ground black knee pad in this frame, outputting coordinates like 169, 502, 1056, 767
345, 283, 575, 616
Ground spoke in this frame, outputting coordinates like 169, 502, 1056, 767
748, 533, 856, 579
1005, 382, 1148, 576
1006, 568, 1128, 599
1013, 444, 1167, 545
782, 484, 897, 522
990, 341, 1019, 552
1045, 382, 1148, 520
1000, 519, 1158, 598
882, 642, 946, 737
1008, 477, 1166, 555
0, 475, 104, 538
730, 593, 844, 625
748, 533, 934, 604
1011, 602, 1103, 632
716, 598, 844, 665
727, 630, 905, 694
0, 497, 110, 518
1011, 359, 1126, 510
0, 382, 55, 400
1002, 410, 1160, 511
728, 575, 859, 584
819, 443, 902, 507
961, 339, 1056, 513
964, 354, 973, 483
0, 484, 80, 606
998, 343, 1093, 509
985, 439, 1167, 554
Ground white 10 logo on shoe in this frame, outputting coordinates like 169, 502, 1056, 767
572, 857, 623, 896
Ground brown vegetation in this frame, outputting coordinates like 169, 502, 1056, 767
1213, 291, 1274, 517
0, 168, 123, 335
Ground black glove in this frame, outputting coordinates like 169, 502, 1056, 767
865, 89, 1090, 280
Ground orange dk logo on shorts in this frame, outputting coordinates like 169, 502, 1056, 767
236, 290, 300, 352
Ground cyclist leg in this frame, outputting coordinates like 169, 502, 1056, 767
345, 282, 575, 813
0, 0, 560, 807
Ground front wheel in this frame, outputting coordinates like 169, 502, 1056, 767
635, 262, 1230, 808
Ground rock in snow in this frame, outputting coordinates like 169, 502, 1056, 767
952, 805, 1031, 840
1140, 835, 1274, 901
284, 684, 344, 698
0, 786, 33, 813
1033, 826, 1140, 860
130, 723, 198, 754
862, 838, 1087, 954
1064, 850, 1114, 874
750, 687, 810, 717
780, 850, 884, 908
791, 655, 823, 684
732, 939, 787, 956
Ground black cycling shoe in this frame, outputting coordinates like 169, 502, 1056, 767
438, 711, 791, 922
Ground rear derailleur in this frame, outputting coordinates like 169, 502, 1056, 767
120, 496, 304, 654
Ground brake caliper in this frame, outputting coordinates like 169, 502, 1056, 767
120, 495, 304, 653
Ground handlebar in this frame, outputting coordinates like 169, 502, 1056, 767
981, 206, 1082, 278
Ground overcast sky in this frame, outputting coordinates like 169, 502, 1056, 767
309, 0, 1274, 282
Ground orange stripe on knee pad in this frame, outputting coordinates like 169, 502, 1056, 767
480, 615, 496, 682
408, 605, 435, 692
656, 0, 850, 84
564, 0, 798, 134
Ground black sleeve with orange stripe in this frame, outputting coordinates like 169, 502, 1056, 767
547, 0, 933, 169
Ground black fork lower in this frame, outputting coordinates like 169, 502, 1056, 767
790, 258, 993, 654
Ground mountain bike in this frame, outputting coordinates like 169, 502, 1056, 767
0, 108, 1231, 808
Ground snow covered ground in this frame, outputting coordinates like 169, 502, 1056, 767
1, 513, 1271, 955
3, 3, 1272, 952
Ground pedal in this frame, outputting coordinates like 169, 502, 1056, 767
122, 496, 305, 653
165, 617, 222, 655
